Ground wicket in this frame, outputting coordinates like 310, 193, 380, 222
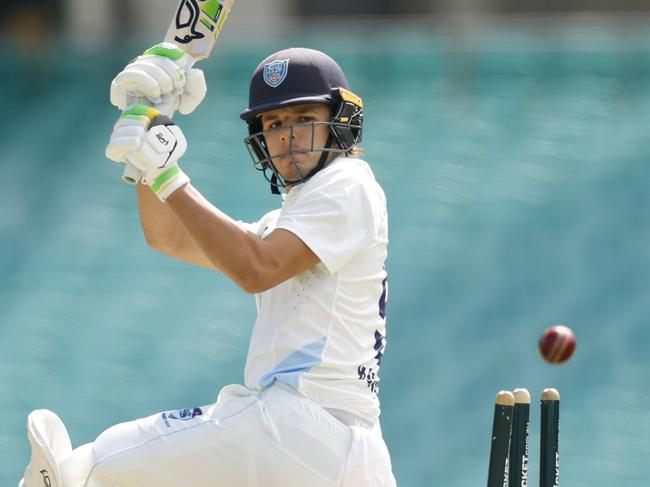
486, 388, 560, 487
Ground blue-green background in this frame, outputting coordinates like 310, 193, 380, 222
2, 24, 650, 485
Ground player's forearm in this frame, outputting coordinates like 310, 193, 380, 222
165, 183, 268, 292
136, 183, 217, 270
137, 182, 174, 246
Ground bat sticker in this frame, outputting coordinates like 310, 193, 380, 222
174, 0, 205, 44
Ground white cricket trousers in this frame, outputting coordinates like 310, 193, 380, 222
60, 382, 396, 487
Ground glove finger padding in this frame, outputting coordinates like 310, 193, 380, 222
111, 67, 163, 109
105, 104, 190, 200
106, 134, 145, 163
135, 56, 186, 93
106, 114, 151, 163
111, 57, 186, 106
109, 42, 206, 115
178, 68, 207, 115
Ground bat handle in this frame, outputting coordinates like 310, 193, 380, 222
122, 163, 142, 185
121, 96, 179, 185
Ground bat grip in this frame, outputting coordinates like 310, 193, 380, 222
122, 163, 142, 185
121, 96, 178, 185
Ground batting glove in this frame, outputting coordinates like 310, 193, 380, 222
106, 105, 190, 201
110, 43, 207, 115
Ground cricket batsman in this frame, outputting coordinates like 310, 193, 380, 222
18, 46, 396, 486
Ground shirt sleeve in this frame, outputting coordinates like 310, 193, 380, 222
237, 209, 281, 238
275, 165, 381, 275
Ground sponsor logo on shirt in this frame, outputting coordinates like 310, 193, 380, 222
358, 365, 380, 394
357, 329, 386, 394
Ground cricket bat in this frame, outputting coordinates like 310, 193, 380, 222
122, 0, 234, 184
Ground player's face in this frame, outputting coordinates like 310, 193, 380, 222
259, 104, 333, 186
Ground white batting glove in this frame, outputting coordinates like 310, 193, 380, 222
110, 43, 207, 115
106, 105, 190, 201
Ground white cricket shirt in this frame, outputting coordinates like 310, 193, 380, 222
241, 157, 388, 423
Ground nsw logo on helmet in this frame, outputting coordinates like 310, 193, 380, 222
263, 59, 289, 88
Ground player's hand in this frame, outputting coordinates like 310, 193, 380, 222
106, 104, 190, 201
110, 43, 207, 115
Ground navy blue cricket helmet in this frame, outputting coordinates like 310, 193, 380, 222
241, 47, 364, 193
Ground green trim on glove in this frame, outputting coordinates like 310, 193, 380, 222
144, 44, 185, 60
122, 104, 162, 121
152, 166, 181, 193
151, 166, 190, 201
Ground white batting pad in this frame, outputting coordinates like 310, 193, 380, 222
18, 409, 72, 487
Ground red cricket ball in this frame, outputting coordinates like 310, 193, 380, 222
538, 325, 576, 364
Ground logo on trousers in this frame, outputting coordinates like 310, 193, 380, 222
168, 407, 203, 420
161, 407, 203, 428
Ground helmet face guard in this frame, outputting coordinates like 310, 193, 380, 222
243, 87, 364, 193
